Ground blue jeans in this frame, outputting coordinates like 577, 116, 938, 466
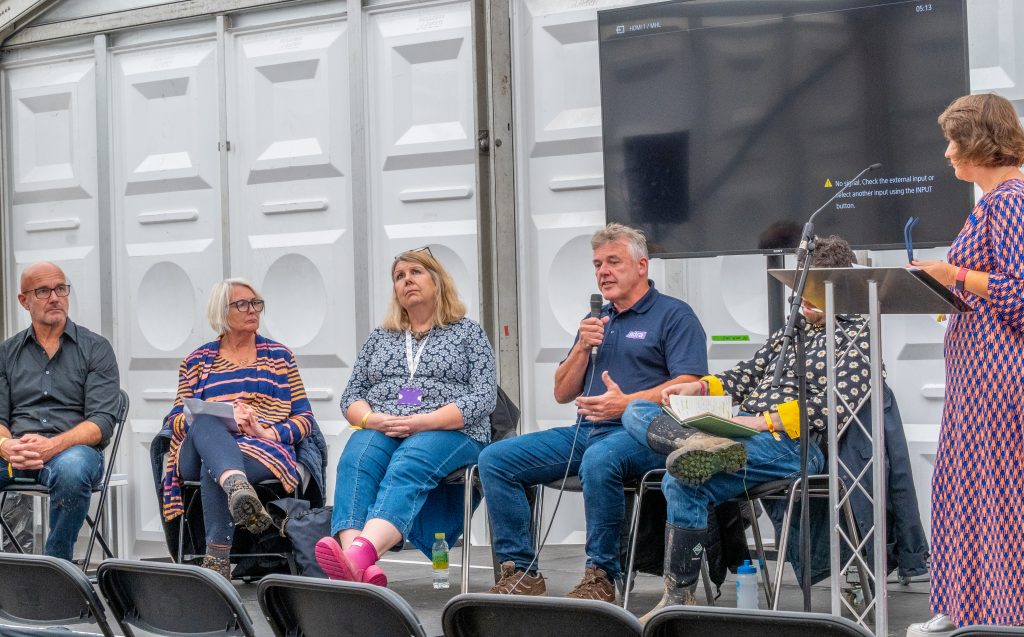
331, 429, 484, 537
177, 415, 276, 546
477, 423, 664, 580
0, 445, 103, 560
622, 400, 825, 529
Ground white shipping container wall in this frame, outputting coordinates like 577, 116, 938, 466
2, 0, 1023, 560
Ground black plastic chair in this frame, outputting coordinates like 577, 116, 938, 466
643, 606, 872, 637
0, 390, 129, 571
442, 593, 642, 637
440, 386, 520, 592
950, 628, 1024, 636
0, 553, 115, 637
257, 573, 427, 637
96, 559, 256, 637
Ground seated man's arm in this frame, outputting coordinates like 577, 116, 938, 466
553, 315, 608, 404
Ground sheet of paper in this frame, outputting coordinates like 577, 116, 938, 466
183, 398, 239, 433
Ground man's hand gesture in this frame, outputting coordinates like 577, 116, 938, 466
575, 371, 630, 422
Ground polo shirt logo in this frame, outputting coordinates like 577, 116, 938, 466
626, 330, 647, 340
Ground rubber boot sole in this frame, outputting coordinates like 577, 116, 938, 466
666, 438, 747, 484
228, 487, 273, 534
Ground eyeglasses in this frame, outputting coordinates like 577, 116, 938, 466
227, 299, 265, 313
395, 246, 432, 260
24, 284, 71, 299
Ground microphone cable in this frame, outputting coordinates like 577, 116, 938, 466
507, 340, 602, 592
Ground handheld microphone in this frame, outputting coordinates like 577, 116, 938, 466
795, 162, 883, 264
590, 294, 603, 358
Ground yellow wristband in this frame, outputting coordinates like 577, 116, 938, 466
359, 410, 373, 429
763, 411, 780, 441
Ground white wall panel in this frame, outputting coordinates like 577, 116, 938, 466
4, 55, 99, 332
110, 37, 222, 549
229, 18, 353, 499
366, 1, 479, 326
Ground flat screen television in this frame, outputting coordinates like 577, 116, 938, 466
598, 0, 971, 258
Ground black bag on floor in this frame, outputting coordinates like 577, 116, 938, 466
268, 497, 333, 578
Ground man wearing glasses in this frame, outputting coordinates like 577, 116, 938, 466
0, 261, 121, 560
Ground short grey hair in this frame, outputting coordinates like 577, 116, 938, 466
207, 277, 261, 336
591, 223, 648, 262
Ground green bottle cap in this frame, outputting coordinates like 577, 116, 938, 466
435, 532, 445, 539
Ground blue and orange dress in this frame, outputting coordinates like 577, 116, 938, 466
160, 334, 315, 521
930, 178, 1024, 626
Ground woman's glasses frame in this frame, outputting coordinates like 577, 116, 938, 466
227, 299, 266, 313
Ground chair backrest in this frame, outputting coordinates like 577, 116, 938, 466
490, 386, 520, 443
0, 554, 115, 637
257, 574, 427, 637
950, 628, 1024, 636
96, 559, 256, 637
442, 593, 642, 637
643, 606, 872, 637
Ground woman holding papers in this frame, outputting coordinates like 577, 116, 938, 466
159, 278, 316, 579
314, 248, 496, 587
906, 94, 1024, 636
621, 236, 869, 619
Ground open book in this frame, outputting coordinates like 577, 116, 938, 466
662, 394, 758, 438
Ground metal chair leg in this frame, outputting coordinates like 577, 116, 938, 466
623, 483, 645, 610
0, 492, 27, 554
745, 499, 775, 608
461, 464, 476, 594
771, 480, 802, 611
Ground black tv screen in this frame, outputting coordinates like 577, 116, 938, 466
599, 0, 971, 258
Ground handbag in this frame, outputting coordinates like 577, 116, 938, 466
267, 497, 333, 578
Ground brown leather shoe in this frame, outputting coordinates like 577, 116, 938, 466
488, 561, 546, 595
565, 566, 616, 603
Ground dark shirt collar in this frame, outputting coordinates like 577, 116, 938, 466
608, 281, 659, 316
22, 317, 77, 347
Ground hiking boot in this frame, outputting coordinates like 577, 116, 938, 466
488, 561, 546, 595
663, 427, 747, 484
226, 480, 273, 534
565, 566, 616, 603
200, 554, 231, 580
639, 524, 704, 624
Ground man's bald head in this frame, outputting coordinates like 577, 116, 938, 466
18, 261, 70, 330
20, 261, 65, 293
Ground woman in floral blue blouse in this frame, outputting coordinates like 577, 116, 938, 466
315, 248, 496, 586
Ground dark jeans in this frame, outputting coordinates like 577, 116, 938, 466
0, 445, 103, 560
177, 415, 274, 546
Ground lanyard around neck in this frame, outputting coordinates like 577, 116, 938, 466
404, 329, 431, 384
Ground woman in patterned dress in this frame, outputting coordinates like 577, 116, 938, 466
161, 278, 317, 579
907, 93, 1024, 635
315, 248, 496, 586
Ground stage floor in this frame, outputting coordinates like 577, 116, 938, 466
232, 544, 931, 637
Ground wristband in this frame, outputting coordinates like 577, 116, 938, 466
763, 411, 780, 441
699, 380, 709, 396
359, 410, 373, 429
955, 266, 968, 292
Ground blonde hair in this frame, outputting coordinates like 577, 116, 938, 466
381, 250, 466, 331
207, 278, 261, 336
591, 223, 648, 261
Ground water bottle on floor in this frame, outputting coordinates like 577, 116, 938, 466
736, 559, 759, 609
432, 532, 450, 589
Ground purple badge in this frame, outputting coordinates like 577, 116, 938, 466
397, 386, 423, 406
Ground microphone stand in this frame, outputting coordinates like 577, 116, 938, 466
769, 162, 880, 612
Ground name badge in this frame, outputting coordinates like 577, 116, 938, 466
397, 386, 423, 406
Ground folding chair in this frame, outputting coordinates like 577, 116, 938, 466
950, 628, 1024, 636
257, 573, 427, 637
0, 553, 115, 637
0, 389, 130, 571
95, 559, 256, 637
442, 593, 642, 637
440, 386, 521, 592
642, 606, 872, 637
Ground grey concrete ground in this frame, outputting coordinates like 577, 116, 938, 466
230, 544, 931, 637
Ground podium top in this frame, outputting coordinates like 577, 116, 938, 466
768, 267, 973, 315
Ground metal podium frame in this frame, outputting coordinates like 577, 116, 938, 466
769, 266, 970, 637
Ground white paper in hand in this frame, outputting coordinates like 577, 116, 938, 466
183, 398, 240, 433
667, 395, 733, 421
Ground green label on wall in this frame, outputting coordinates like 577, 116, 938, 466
711, 335, 751, 342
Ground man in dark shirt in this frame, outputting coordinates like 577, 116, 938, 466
479, 224, 709, 602
0, 261, 120, 560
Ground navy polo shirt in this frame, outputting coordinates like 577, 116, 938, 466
566, 282, 709, 426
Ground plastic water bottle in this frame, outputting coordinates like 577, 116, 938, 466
736, 559, 759, 609
431, 532, 450, 589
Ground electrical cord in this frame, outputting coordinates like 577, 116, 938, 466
506, 355, 601, 592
